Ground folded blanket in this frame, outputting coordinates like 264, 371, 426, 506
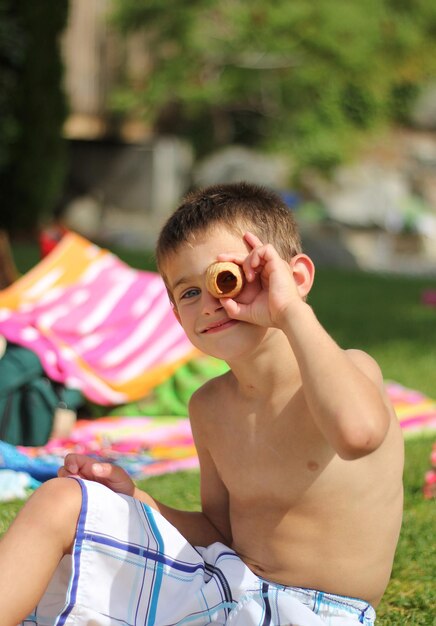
0, 233, 198, 405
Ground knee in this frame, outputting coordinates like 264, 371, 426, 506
44, 476, 82, 496
35, 476, 82, 511
29, 477, 83, 538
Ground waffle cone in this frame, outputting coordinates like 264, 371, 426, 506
205, 262, 244, 298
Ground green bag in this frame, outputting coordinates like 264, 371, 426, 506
0, 343, 83, 446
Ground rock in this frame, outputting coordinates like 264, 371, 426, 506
64, 195, 103, 239
304, 162, 412, 230
410, 83, 436, 130
193, 145, 292, 189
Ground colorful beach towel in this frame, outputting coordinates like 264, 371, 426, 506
385, 381, 436, 436
0, 350, 435, 502
0, 380, 435, 501
0, 233, 198, 405
0, 415, 199, 488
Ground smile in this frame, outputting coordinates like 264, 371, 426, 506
201, 319, 238, 334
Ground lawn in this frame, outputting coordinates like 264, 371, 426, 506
2, 241, 435, 624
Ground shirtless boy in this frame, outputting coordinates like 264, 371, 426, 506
0, 182, 404, 625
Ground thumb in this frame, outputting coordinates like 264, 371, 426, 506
92, 462, 115, 479
221, 298, 243, 318
91, 461, 134, 495
221, 298, 252, 323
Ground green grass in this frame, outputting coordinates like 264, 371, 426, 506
310, 268, 436, 398
376, 436, 435, 625
3, 242, 436, 624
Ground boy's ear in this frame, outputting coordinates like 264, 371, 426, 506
290, 254, 315, 299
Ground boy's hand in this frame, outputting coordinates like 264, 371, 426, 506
217, 232, 304, 328
58, 453, 135, 497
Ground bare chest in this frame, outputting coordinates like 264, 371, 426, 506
208, 398, 333, 505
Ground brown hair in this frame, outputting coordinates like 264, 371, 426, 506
156, 182, 302, 275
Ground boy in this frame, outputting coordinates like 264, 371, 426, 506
0, 182, 403, 625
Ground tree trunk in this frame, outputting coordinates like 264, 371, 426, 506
0, 230, 19, 289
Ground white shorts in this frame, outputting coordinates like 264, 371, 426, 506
23, 479, 376, 625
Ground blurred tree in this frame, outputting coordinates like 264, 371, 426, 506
0, 0, 69, 236
111, 0, 436, 174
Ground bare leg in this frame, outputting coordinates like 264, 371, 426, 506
0, 477, 82, 625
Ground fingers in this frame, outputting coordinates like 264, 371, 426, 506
217, 233, 279, 277
220, 299, 254, 326
58, 453, 110, 480
58, 453, 81, 476
57, 453, 135, 497
220, 293, 265, 327
63, 453, 88, 474
243, 231, 263, 248
91, 462, 113, 478
216, 250, 261, 283
216, 231, 262, 270
215, 254, 255, 285
219, 297, 241, 319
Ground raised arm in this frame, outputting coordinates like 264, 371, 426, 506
279, 307, 391, 459
218, 232, 391, 460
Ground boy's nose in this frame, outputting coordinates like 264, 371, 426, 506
201, 289, 223, 315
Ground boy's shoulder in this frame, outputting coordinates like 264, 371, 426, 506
189, 370, 234, 424
190, 370, 233, 405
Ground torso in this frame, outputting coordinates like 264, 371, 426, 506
194, 372, 404, 607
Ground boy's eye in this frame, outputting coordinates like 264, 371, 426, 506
180, 288, 200, 301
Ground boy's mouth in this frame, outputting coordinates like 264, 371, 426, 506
201, 318, 238, 334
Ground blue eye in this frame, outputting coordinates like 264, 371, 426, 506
181, 288, 200, 300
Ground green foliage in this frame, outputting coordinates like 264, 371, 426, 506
0, 1, 25, 171
111, 0, 436, 174
0, 1, 69, 235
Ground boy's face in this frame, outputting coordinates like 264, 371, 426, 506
161, 225, 267, 361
